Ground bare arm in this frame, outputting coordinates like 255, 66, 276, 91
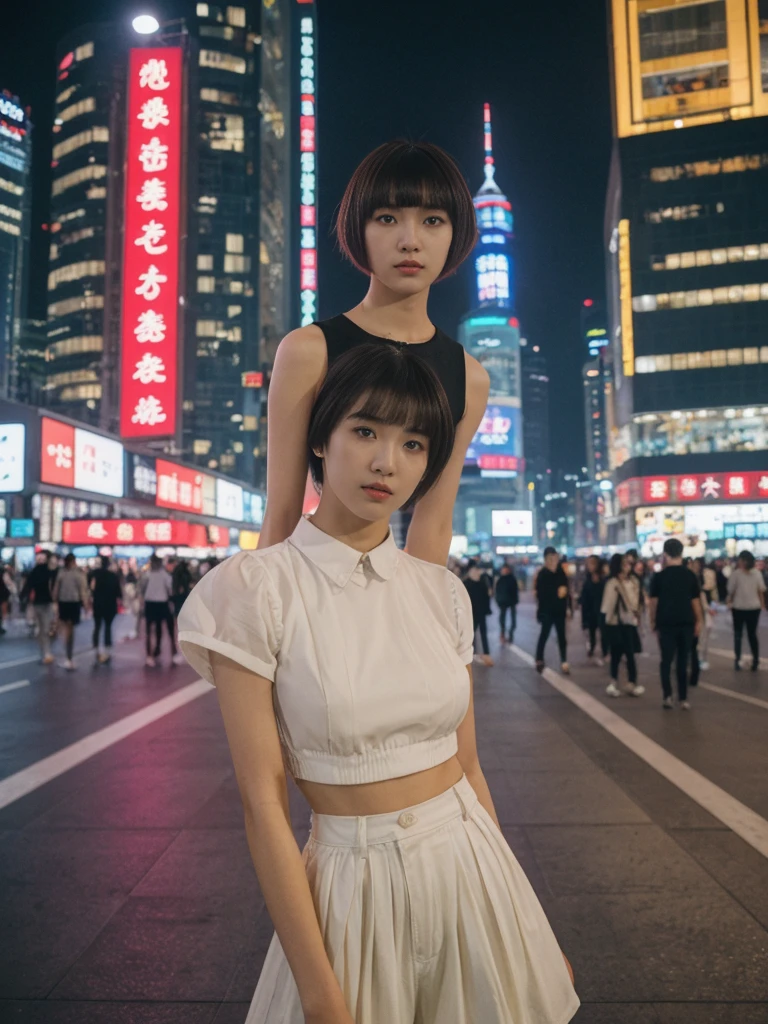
405, 353, 490, 566
209, 650, 348, 1017
257, 326, 328, 550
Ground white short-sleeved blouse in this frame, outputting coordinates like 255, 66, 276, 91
178, 514, 475, 785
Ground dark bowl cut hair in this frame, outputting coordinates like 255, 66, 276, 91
335, 140, 479, 282
307, 342, 456, 509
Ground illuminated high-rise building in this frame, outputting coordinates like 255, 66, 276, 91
456, 104, 525, 552
580, 298, 610, 480
0, 89, 32, 400
605, 1, 768, 549
257, 0, 319, 491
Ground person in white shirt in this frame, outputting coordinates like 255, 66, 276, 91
727, 550, 766, 671
178, 342, 578, 1024
601, 553, 645, 699
139, 555, 183, 667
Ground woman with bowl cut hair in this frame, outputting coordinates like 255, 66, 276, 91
179, 343, 579, 1024
257, 139, 491, 568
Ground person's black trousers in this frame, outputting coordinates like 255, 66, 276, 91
609, 624, 637, 684
536, 611, 567, 663
93, 610, 117, 649
658, 625, 693, 701
498, 604, 516, 639
732, 608, 760, 664
472, 610, 490, 655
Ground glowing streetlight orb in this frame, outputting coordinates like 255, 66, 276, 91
132, 14, 160, 33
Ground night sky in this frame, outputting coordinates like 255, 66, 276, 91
3, 0, 613, 472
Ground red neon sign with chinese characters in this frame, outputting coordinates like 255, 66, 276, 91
155, 459, 205, 514
618, 472, 768, 508
62, 520, 191, 545
120, 47, 182, 438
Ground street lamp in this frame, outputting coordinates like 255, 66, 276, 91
132, 14, 160, 34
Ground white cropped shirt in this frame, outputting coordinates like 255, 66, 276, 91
178, 514, 475, 785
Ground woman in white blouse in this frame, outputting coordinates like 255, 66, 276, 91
179, 343, 578, 1024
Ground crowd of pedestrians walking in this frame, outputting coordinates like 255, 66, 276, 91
0, 552, 214, 670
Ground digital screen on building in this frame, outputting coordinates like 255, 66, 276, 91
10, 519, 34, 538
216, 478, 244, 521
491, 510, 533, 537
464, 402, 521, 473
62, 519, 199, 545
0, 423, 25, 492
298, 10, 318, 326
40, 418, 124, 498
120, 47, 183, 438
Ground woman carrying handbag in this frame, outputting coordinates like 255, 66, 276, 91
601, 553, 645, 698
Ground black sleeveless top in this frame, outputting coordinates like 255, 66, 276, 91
313, 314, 467, 427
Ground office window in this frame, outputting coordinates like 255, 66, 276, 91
226, 232, 244, 253
0, 220, 21, 237
48, 294, 104, 319
52, 127, 109, 161
224, 254, 250, 273
0, 176, 23, 196
58, 97, 96, 123
197, 276, 216, 292
75, 42, 94, 61
51, 164, 106, 196
227, 6, 246, 26
197, 254, 214, 270
199, 49, 247, 74
48, 260, 105, 290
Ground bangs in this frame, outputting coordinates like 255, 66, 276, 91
363, 146, 457, 220
349, 380, 443, 440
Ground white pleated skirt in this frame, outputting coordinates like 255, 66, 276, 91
246, 773, 580, 1023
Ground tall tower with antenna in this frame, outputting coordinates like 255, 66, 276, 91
455, 103, 527, 553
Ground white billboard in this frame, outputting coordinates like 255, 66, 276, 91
492, 509, 533, 537
0, 424, 25, 492
74, 428, 124, 498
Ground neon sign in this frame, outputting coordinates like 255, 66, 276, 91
298, 10, 317, 327
120, 47, 182, 438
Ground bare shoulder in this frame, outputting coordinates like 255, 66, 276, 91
275, 324, 327, 369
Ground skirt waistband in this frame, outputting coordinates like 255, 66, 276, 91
308, 773, 478, 851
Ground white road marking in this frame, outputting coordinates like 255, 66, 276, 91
708, 646, 768, 667
0, 679, 213, 810
511, 644, 768, 861
0, 679, 30, 696
0, 655, 41, 671
698, 681, 768, 711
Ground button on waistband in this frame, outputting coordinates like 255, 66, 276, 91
397, 811, 417, 828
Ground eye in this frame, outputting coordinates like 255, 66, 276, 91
405, 440, 426, 451
425, 215, 445, 225
376, 214, 396, 224
354, 426, 375, 438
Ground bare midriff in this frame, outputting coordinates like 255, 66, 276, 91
294, 754, 466, 816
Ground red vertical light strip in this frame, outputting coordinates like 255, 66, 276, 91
120, 47, 182, 438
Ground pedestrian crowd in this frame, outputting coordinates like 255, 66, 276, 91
0, 552, 218, 670
447, 544, 766, 711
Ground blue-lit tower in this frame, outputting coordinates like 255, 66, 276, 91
456, 104, 528, 557
473, 103, 515, 312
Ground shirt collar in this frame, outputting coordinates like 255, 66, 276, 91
288, 514, 399, 588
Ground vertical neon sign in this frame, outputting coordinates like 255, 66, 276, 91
120, 47, 182, 437
298, 6, 317, 327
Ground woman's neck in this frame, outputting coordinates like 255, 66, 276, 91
348, 277, 434, 343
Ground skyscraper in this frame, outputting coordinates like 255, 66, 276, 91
46, 26, 119, 427
0, 89, 33, 400
605, 0, 768, 550
456, 104, 525, 550
581, 298, 610, 480
520, 336, 550, 482
44, 6, 282, 487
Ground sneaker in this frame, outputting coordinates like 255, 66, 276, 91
595, 657, 605, 667
172, 653, 185, 666
473, 653, 484, 664
751, 660, 759, 672
41, 653, 55, 665
60, 659, 75, 671
680, 700, 691, 710
734, 659, 742, 671
627, 683, 645, 696
145, 656, 156, 667
699, 660, 709, 670
560, 662, 570, 675
606, 682, 621, 697
662, 696, 674, 709
98, 651, 111, 664
481, 654, 494, 667
535, 659, 544, 673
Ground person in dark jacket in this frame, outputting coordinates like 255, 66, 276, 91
19, 552, 57, 664
171, 559, 193, 619
579, 555, 607, 664
535, 547, 571, 674
463, 559, 494, 667
494, 563, 519, 645
91, 556, 123, 664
